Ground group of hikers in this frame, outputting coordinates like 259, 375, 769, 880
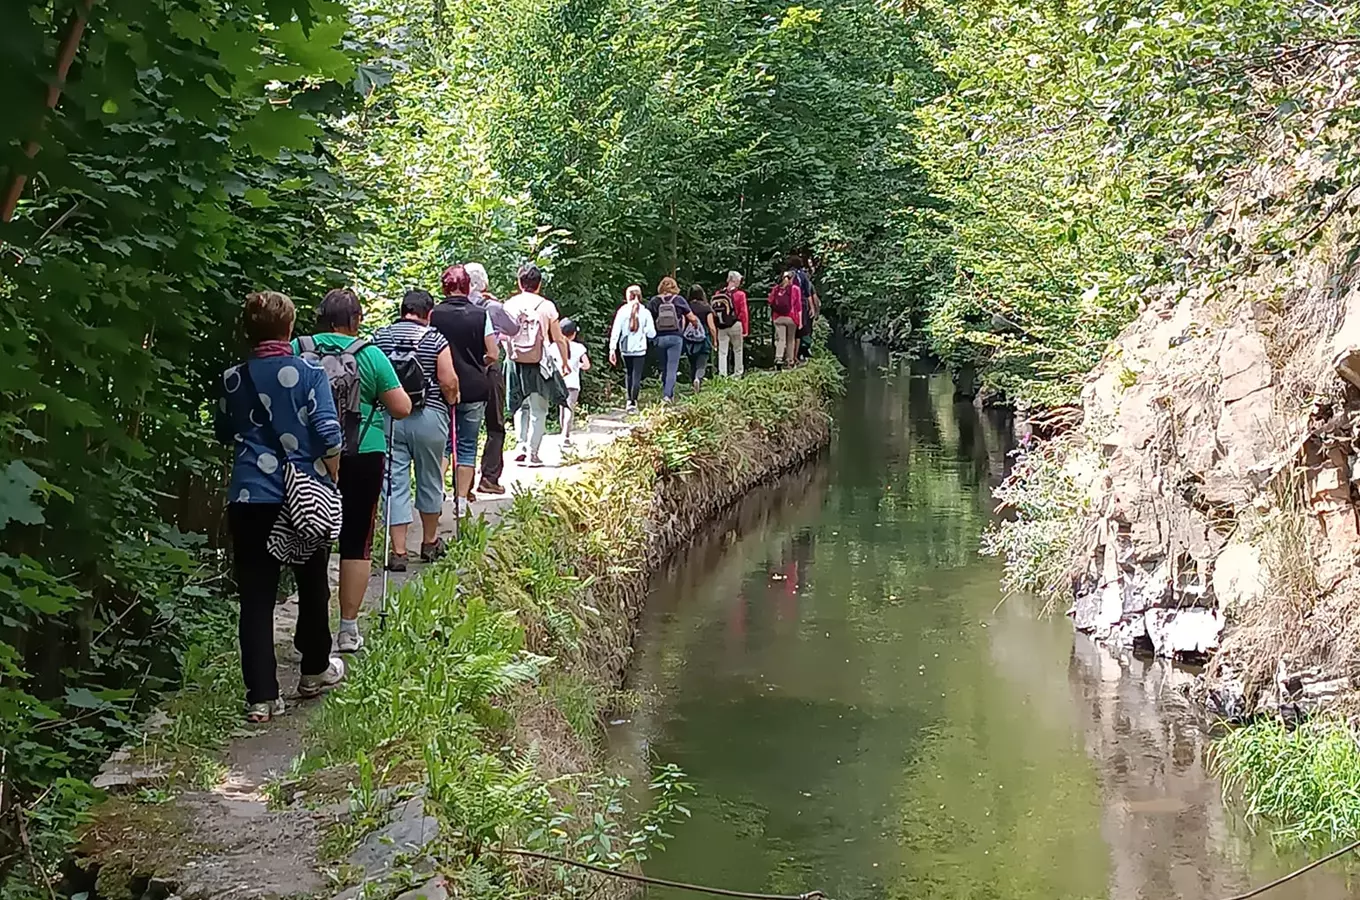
217, 256, 821, 721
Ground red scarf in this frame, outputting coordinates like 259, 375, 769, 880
252, 340, 293, 358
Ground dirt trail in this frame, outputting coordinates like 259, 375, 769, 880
92, 410, 633, 900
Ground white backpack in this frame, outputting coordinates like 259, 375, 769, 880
510, 297, 547, 364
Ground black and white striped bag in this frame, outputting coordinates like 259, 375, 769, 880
266, 458, 342, 565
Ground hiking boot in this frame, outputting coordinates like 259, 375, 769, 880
298, 657, 346, 698
246, 698, 285, 724
420, 538, 446, 563
478, 478, 506, 495
337, 629, 364, 654
526, 454, 545, 468
386, 553, 408, 573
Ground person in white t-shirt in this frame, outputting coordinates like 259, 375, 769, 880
548, 318, 591, 445
502, 263, 570, 466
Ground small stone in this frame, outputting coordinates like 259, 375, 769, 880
349, 798, 440, 875
394, 877, 448, 900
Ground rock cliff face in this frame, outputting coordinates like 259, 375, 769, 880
1060, 219, 1360, 716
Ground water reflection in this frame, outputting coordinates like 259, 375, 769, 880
613, 355, 1355, 900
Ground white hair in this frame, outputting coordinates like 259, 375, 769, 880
465, 262, 490, 298
727, 270, 742, 287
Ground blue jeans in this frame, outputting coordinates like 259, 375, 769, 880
385, 405, 449, 528
453, 401, 486, 467
654, 333, 684, 400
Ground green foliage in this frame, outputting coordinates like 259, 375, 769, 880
980, 437, 1093, 609
909, 0, 1360, 402
0, 0, 360, 885
339, 0, 941, 340
1212, 718, 1360, 844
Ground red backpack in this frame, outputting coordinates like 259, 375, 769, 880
770, 286, 793, 317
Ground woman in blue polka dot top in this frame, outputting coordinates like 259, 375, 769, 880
214, 290, 345, 723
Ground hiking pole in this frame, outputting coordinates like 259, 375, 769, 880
450, 401, 461, 542
380, 417, 394, 631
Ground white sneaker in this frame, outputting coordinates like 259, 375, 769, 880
299, 657, 346, 698
337, 629, 364, 654
246, 698, 285, 723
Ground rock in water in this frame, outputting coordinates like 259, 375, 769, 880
1143, 608, 1223, 657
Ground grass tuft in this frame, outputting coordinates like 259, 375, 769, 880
1211, 717, 1360, 844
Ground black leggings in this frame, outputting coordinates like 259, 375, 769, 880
229, 503, 332, 704
338, 451, 385, 560
624, 354, 645, 403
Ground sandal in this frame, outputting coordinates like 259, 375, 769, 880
420, 538, 447, 563
246, 698, 285, 723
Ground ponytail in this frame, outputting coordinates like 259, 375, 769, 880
626, 284, 642, 332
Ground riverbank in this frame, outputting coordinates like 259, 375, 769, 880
981, 258, 1360, 841
76, 355, 842, 900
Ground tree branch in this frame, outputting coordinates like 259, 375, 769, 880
1, 0, 97, 223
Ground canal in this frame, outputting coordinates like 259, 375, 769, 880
610, 352, 1352, 900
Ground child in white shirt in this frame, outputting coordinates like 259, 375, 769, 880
548, 319, 591, 444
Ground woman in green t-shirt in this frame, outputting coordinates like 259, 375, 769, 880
295, 289, 411, 655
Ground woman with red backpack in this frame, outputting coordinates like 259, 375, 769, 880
768, 271, 803, 368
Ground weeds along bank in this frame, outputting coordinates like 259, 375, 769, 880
984, 50, 1360, 840
78, 358, 842, 900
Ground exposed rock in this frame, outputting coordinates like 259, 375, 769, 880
1203, 665, 1248, 721
1333, 347, 1360, 390
91, 709, 175, 790
349, 797, 440, 876
394, 877, 448, 900
92, 751, 170, 790
1211, 542, 1264, 614
1143, 608, 1223, 657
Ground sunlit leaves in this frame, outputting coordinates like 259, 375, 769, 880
911, 0, 1360, 402
1, 0, 360, 882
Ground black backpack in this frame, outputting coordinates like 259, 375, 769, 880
384, 326, 430, 413
711, 290, 738, 329
298, 335, 371, 453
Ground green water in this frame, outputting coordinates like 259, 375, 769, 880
612, 357, 1353, 900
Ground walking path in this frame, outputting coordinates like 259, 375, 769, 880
279, 408, 635, 656
92, 408, 635, 900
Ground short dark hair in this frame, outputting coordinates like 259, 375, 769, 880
401, 289, 435, 317
317, 288, 363, 331
517, 263, 542, 292
560, 317, 578, 337
687, 284, 706, 304
784, 254, 805, 271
